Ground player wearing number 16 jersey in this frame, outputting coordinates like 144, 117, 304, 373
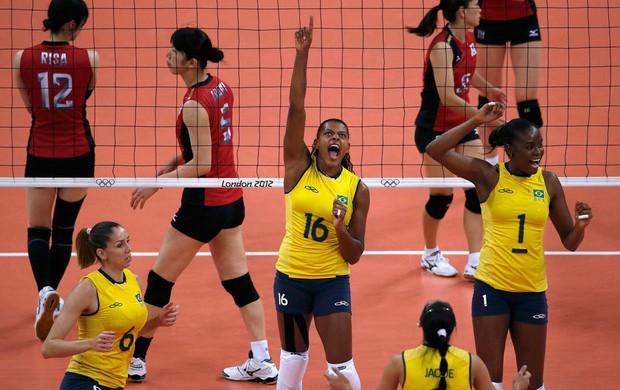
274, 17, 370, 390
14, 0, 99, 341
426, 103, 592, 390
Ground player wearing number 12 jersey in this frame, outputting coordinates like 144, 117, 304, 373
426, 103, 592, 390
274, 17, 370, 390
14, 0, 99, 341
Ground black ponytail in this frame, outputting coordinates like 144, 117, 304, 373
419, 300, 456, 390
407, 0, 473, 37
43, 0, 89, 33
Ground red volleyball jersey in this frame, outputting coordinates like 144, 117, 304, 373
415, 26, 477, 132
176, 74, 243, 206
20, 41, 94, 158
480, 0, 536, 21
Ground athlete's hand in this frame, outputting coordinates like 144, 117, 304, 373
512, 365, 531, 390
324, 367, 353, 390
331, 197, 347, 227
157, 302, 180, 328
130, 187, 159, 209
90, 331, 115, 352
475, 102, 504, 126
486, 87, 507, 106
574, 200, 593, 226
295, 16, 313, 54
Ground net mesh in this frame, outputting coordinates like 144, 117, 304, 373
2, 0, 619, 188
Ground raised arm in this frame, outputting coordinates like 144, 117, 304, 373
425, 103, 504, 196
283, 16, 314, 188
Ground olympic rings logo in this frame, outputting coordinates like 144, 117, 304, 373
334, 301, 350, 306
532, 314, 546, 320
96, 178, 116, 187
109, 302, 123, 308
304, 185, 319, 193
381, 179, 401, 188
498, 188, 514, 194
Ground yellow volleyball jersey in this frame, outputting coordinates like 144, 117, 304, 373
66, 268, 147, 388
476, 163, 550, 292
402, 345, 472, 390
277, 157, 361, 278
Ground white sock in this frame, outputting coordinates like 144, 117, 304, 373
467, 252, 480, 267
485, 155, 499, 165
277, 349, 308, 390
424, 246, 439, 257
327, 359, 360, 390
251, 340, 270, 361
492, 382, 503, 390
536, 385, 545, 390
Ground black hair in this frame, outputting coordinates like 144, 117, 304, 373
75, 221, 122, 269
419, 300, 457, 390
43, 0, 89, 33
312, 118, 354, 173
171, 27, 224, 69
407, 0, 472, 37
488, 118, 538, 152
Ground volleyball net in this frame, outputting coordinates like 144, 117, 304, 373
2, 0, 619, 188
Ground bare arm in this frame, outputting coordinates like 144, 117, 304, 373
425, 103, 504, 199
42, 279, 115, 358
375, 353, 405, 390
139, 302, 180, 335
87, 49, 99, 90
471, 354, 496, 390
544, 171, 592, 251
283, 16, 314, 191
14, 50, 32, 114
333, 182, 370, 265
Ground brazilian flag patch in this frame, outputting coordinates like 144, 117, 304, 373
135, 293, 144, 303
336, 195, 349, 206
533, 189, 545, 201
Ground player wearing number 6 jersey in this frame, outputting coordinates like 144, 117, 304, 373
274, 16, 370, 390
426, 103, 592, 390
42, 222, 179, 390
14, 0, 99, 341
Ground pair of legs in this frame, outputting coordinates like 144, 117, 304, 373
421, 139, 485, 257
140, 224, 267, 341
477, 40, 542, 160
276, 312, 357, 390
27, 187, 87, 291
473, 315, 546, 390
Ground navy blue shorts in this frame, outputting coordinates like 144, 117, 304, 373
171, 197, 245, 243
472, 279, 548, 324
273, 271, 352, 317
60, 372, 123, 390
25, 150, 95, 178
415, 127, 480, 154
475, 15, 542, 46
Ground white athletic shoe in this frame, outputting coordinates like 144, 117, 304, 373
464, 259, 479, 280
222, 351, 278, 384
128, 357, 147, 382
35, 286, 60, 340
421, 251, 458, 277
53, 297, 64, 321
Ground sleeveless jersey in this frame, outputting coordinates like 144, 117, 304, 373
177, 74, 243, 206
476, 163, 550, 292
66, 269, 147, 388
402, 345, 472, 390
19, 41, 94, 158
415, 26, 477, 132
276, 157, 361, 278
480, 0, 536, 21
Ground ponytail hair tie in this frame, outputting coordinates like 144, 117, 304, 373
437, 328, 447, 337
86, 228, 92, 235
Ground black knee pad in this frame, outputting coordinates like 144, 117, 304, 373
221, 272, 260, 308
283, 313, 309, 352
517, 99, 543, 128
478, 95, 490, 109
425, 194, 454, 220
464, 188, 481, 214
144, 270, 175, 308
28, 227, 51, 246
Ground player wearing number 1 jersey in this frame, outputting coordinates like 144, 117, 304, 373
274, 17, 370, 390
14, 0, 99, 341
426, 103, 592, 390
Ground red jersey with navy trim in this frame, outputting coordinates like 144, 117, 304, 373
415, 26, 477, 132
480, 0, 536, 21
176, 74, 242, 206
20, 42, 94, 158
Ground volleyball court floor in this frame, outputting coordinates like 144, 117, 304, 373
1, 1, 620, 389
